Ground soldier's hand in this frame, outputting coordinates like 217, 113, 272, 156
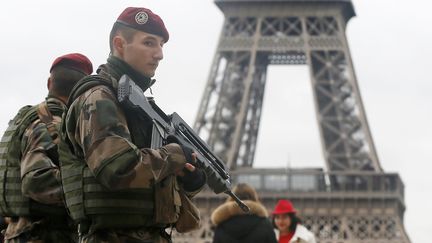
177, 152, 206, 192
176, 153, 197, 177
159, 143, 194, 173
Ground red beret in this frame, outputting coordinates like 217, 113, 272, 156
50, 53, 93, 75
116, 7, 169, 42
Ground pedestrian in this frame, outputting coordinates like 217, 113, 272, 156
272, 199, 316, 243
60, 7, 206, 243
211, 183, 277, 243
0, 53, 93, 243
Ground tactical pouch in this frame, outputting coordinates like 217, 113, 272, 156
154, 175, 181, 224
175, 190, 201, 233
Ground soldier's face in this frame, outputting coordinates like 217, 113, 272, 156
120, 31, 164, 77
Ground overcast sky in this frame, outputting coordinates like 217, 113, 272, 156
0, 1, 430, 242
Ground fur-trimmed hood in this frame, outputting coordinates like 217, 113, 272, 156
211, 200, 269, 226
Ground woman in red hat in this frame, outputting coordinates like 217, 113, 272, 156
272, 199, 316, 243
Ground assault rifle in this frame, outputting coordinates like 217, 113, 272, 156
117, 75, 249, 213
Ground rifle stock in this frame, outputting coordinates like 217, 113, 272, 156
118, 74, 249, 213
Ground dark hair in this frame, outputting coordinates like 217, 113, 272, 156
273, 213, 302, 232
109, 22, 138, 53
49, 66, 87, 97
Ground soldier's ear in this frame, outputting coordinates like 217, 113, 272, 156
113, 36, 126, 56
47, 77, 52, 91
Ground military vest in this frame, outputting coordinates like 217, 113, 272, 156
0, 102, 66, 217
60, 75, 155, 228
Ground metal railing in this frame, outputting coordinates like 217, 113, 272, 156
230, 168, 403, 193
194, 168, 405, 202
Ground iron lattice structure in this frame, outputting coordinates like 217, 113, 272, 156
178, 0, 411, 242
194, 0, 381, 172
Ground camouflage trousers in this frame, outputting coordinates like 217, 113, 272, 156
4, 217, 76, 243
79, 228, 171, 243
4, 230, 76, 243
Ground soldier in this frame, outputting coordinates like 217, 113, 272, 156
0, 53, 93, 242
61, 7, 206, 243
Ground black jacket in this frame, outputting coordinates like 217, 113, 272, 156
211, 200, 277, 243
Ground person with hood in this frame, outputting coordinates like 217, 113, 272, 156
272, 199, 316, 243
211, 183, 277, 243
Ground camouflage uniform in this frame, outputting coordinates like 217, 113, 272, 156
4, 97, 76, 243
63, 56, 205, 243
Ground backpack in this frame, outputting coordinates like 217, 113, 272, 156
0, 102, 64, 216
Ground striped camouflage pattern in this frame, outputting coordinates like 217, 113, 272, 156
0, 105, 34, 216
62, 63, 192, 230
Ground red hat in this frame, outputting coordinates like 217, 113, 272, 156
272, 199, 296, 215
50, 53, 93, 75
116, 7, 169, 42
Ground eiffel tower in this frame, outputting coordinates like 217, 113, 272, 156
174, 0, 410, 242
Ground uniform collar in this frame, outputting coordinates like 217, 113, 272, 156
46, 95, 67, 109
104, 55, 156, 93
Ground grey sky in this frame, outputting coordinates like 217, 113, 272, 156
0, 1, 431, 242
